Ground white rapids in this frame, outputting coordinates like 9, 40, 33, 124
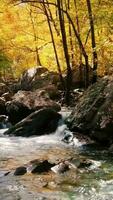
0, 111, 113, 200
0, 123, 82, 159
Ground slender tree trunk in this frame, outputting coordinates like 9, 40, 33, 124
74, 0, 83, 85
57, 0, 72, 104
84, 28, 91, 46
86, 0, 98, 83
74, 0, 82, 65
66, 0, 75, 67
24, 0, 89, 88
46, 3, 60, 36
35, 46, 41, 66
65, 11, 89, 88
42, 0, 65, 90
29, 8, 42, 66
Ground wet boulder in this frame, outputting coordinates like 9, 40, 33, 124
70, 76, 113, 144
14, 166, 27, 176
0, 97, 6, 115
7, 157, 101, 177
19, 66, 61, 91
29, 160, 55, 174
40, 71, 60, 87
72, 64, 93, 87
0, 83, 8, 96
19, 66, 49, 90
12, 159, 77, 176
41, 84, 61, 100
4, 108, 62, 137
13, 160, 55, 176
6, 89, 61, 124
6, 101, 32, 125
63, 64, 93, 89
1, 92, 12, 101
12, 90, 61, 111
51, 161, 70, 174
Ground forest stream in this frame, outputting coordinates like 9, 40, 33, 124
0, 0, 113, 198
0, 111, 113, 200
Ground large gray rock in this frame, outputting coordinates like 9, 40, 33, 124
4, 108, 62, 137
70, 76, 113, 143
19, 66, 49, 90
6, 89, 61, 124
71, 64, 93, 88
18, 66, 61, 91
6, 101, 32, 125
39, 84, 61, 100
12, 90, 60, 110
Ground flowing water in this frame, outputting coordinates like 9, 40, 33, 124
0, 115, 113, 200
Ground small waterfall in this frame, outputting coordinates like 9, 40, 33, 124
55, 111, 82, 146
0, 115, 11, 137
0, 110, 84, 148
1, 110, 111, 200
0, 115, 12, 130
0, 128, 9, 137
55, 122, 74, 143
0, 109, 83, 160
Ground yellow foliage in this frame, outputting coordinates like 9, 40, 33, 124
0, 0, 113, 77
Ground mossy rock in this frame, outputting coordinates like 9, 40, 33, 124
70, 76, 113, 144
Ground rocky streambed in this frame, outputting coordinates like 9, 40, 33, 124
1, 73, 113, 199
0, 125, 113, 200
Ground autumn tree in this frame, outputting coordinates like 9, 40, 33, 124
42, 0, 65, 90
0, 0, 113, 89
0, 51, 12, 80
28, 6, 42, 66
56, 0, 72, 104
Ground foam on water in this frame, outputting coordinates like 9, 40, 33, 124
0, 115, 113, 200
0, 133, 58, 156
0, 128, 9, 136
0, 114, 83, 159
0, 123, 74, 158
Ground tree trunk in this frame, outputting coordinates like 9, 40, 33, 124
35, 46, 41, 66
29, 7, 42, 66
22, 0, 89, 88
74, 0, 82, 65
65, 11, 89, 88
42, 0, 65, 90
57, 0, 72, 104
46, 3, 60, 36
86, 0, 98, 83
66, 0, 75, 67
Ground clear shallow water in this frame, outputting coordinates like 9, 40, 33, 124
0, 128, 113, 200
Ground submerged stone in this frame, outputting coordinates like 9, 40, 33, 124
14, 166, 27, 176
31, 160, 55, 174
51, 162, 69, 174
6, 89, 60, 125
